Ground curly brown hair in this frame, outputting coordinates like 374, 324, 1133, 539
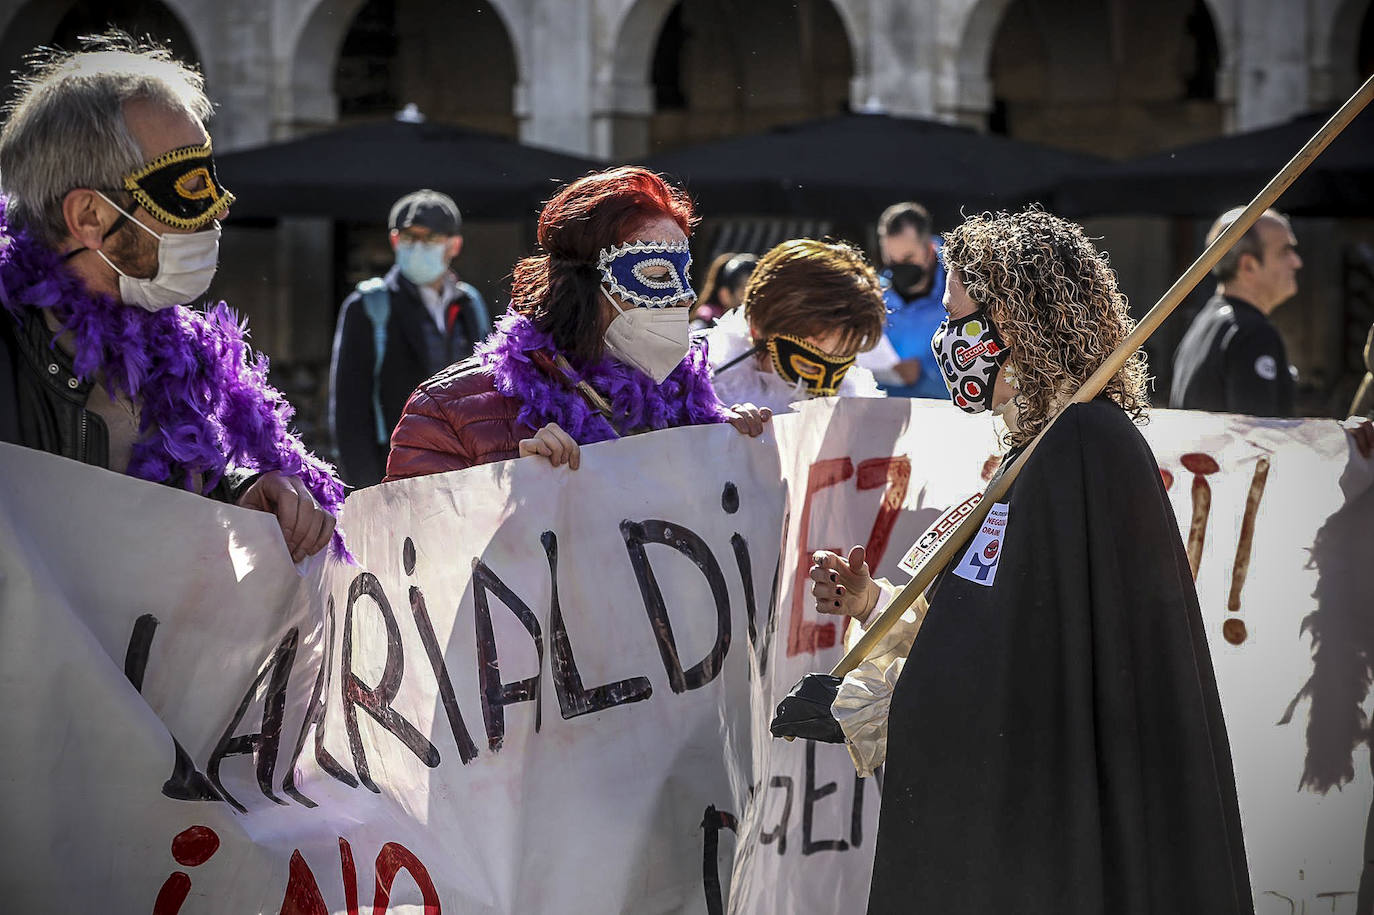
742, 239, 885, 357
941, 208, 1149, 446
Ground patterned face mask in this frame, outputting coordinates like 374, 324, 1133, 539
766, 334, 855, 397
931, 307, 1010, 413
597, 240, 695, 308
123, 142, 234, 231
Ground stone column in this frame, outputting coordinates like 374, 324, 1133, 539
848, 0, 939, 119
580, 0, 670, 160
1233, 0, 1311, 130
199, 0, 275, 151
517, 0, 599, 156
1307, 0, 1368, 109
931, 0, 1005, 128
589, 78, 655, 160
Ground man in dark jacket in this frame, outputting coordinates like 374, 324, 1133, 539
1171, 207, 1302, 416
329, 190, 490, 489
1169, 208, 1373, 454
0, 31, 339, 561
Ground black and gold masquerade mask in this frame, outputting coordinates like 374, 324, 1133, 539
123, 142, 234, 231
766, 334, 854, 396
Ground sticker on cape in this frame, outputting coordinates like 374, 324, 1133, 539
950, 501, 1009, 587
899, 491, 982, 577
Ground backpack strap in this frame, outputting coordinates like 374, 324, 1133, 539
357, 277, 391, 445
454, 280, 491, 340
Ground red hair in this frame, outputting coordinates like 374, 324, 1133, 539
510, 166, 697, 362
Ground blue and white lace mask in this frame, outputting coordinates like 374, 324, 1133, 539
597, 240, 695, 308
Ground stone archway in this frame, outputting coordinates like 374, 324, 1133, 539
1315, 0, 1374, 105
0, 1, 79, 92
0, 0, 205, 105
960, 0, 1229, 157
601, 0, 857, 156
938, 0, 1013, 125
281, 0, 370, 135
284, 0, 526, 137
944, 0, 1234, 136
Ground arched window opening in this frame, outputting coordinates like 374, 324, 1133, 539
988, 0, 1223, 158
646, 0, 853, 153
51, 0, 200, 71
335, 0, 518, 136
1358, 1, 1374, 81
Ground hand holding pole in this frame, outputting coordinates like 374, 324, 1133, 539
831, 74, 1374, 679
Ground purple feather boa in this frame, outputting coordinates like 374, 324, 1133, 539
0, 201, 347, 555
476, 311, 730, 443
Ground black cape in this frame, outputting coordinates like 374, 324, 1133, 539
868, 400, 1253, 914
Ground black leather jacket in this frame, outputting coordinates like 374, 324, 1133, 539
0, 308, 253, 502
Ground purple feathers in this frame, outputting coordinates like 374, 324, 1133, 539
0, 201, 347, 555
476, 310, 730, 442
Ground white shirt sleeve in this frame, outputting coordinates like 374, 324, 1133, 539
857, 333, 903, 386
831, 578, 929, 777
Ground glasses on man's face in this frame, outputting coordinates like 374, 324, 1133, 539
397, 229, 447, 245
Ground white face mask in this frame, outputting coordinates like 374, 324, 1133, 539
601, 288, 690, 384
94, 191, 220, 312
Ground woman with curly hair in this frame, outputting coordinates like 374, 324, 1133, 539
801, 209, 1252, 914
384, 167, 770, 478
705, 238, 886, 415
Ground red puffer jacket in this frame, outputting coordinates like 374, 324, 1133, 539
384, 357, 530, 480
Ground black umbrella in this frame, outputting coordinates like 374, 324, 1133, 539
1052, 109, 1374, 218
639, 113, 1106, 226
215, 117, 603, 221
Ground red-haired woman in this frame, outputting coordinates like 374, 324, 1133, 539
385, 167, 769, 478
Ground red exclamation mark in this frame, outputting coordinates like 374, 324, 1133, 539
152, 826, 220, 915
1223, 457, 1271, 645
1180, 453, 1220, 580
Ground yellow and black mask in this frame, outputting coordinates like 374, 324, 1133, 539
766, 334, 855, 397
123, 141, 235, 231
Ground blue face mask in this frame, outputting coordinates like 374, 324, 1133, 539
597, 240, 694, 308
396, 240, 450, 286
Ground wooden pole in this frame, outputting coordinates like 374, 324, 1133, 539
831, 74, 1374, 679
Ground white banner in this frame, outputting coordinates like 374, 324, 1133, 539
0, 400, 1369, 914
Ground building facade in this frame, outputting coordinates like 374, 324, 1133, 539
4, 0, 1370, 158
2, 0, 1372, 433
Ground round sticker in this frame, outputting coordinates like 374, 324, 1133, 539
1254, 354, 1278, 381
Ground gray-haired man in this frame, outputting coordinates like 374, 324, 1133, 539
0, 31, 339, 559
1171, 206, 1373, 456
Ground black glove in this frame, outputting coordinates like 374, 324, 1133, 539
769, 673, 845, 743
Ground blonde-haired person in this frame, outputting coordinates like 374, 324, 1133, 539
785, 209, 1252, 915
705, 238, 886, 415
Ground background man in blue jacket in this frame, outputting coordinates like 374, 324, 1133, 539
872, 201, 949, 399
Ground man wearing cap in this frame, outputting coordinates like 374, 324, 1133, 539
328, 189, 491, 489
